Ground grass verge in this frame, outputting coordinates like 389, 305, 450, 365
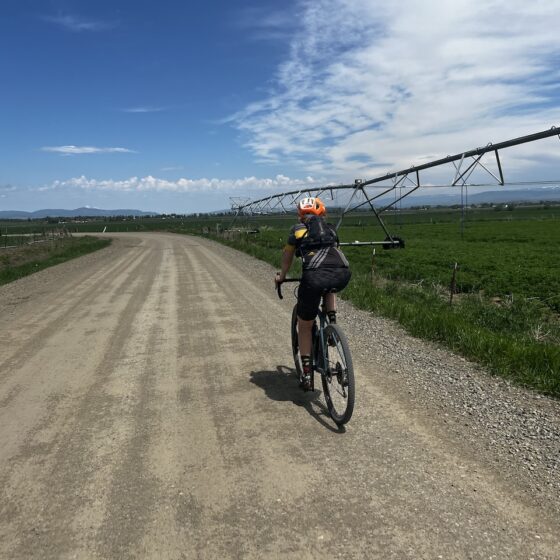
0, 236, 111, 286
345, 274, 559, 397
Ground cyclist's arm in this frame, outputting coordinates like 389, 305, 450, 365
277, 245, 295, 282
277, 224, 305, 282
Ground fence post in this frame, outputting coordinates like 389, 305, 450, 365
370, 248, 376, 282
449, 262, 458, 305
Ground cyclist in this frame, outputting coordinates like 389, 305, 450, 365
275, 197, 351, 390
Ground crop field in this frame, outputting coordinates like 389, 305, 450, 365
343, 219, 560, 311
0, 216, 178, 236
210, 206, 560, 309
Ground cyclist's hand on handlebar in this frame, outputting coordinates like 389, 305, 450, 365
275, 273, 286, 299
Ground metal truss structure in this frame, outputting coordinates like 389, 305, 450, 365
228, 127, 560, 242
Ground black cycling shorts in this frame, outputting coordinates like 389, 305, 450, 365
296, 267, 351, 321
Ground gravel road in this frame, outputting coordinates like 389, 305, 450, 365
0, 232, 558, 559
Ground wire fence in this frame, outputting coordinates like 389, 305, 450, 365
0, 227, 72, 250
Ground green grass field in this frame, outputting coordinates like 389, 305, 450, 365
342, 218, 560, 312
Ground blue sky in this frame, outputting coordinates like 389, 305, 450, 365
1, 0, 560, 213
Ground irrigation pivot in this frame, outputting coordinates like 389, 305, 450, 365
228, 126, 560, 237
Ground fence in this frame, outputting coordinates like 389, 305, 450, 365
0, 227, 72, 249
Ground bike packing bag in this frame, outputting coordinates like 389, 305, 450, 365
299, 216, 337, 251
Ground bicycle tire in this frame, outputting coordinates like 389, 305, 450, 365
291, 304, 303, 378
321, 323, 355, 425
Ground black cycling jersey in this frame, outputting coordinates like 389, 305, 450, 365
286, 218, 351, 321
286, 221, 349, 271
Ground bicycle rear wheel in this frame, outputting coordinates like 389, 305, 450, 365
321, 323, 355, 425
291, 304, 303, 378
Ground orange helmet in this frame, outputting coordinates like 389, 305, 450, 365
297, 197, 326, 217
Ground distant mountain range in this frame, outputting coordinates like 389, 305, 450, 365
467, 187, 560, 204
380, 186, 560, 208
0, 207, 159, 219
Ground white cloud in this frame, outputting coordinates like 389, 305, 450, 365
122, 106, 165, 113
47, 175, 319, 193
42, 14, 117, 32
232, 0, 560, 181
41, 145, 136, 155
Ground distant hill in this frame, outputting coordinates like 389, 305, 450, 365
383, 186, 560, 208
0, 207, 159, 219
467, 187, 560, 204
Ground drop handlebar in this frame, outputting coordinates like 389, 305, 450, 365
275, 277, 301, 300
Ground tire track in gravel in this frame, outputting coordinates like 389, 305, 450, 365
132, 240, 317, 559
0, 239, 146, 383
0, 237, 163, 558
0, 245, 150, 425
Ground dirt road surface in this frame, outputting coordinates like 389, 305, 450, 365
1, 232, 558, 559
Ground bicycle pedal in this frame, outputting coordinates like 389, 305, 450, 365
299, 373, 312, 391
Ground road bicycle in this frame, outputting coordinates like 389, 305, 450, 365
277, 279, 355, 426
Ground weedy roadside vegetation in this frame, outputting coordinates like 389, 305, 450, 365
0, 236, 111, 285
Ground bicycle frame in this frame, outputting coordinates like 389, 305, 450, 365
313, 306, 329, 379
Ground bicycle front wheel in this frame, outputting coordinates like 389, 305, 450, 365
321, 323, 355, 425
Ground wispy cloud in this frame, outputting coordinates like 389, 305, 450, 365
234, 6, 297, 42
42, 14, 118, 32
231, 0, 560, 180
46, 174, 318, 193
161, 166, 184, 172
41, 145, 136, 155
0, 184, 17, 198
122, 106, 165, 113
